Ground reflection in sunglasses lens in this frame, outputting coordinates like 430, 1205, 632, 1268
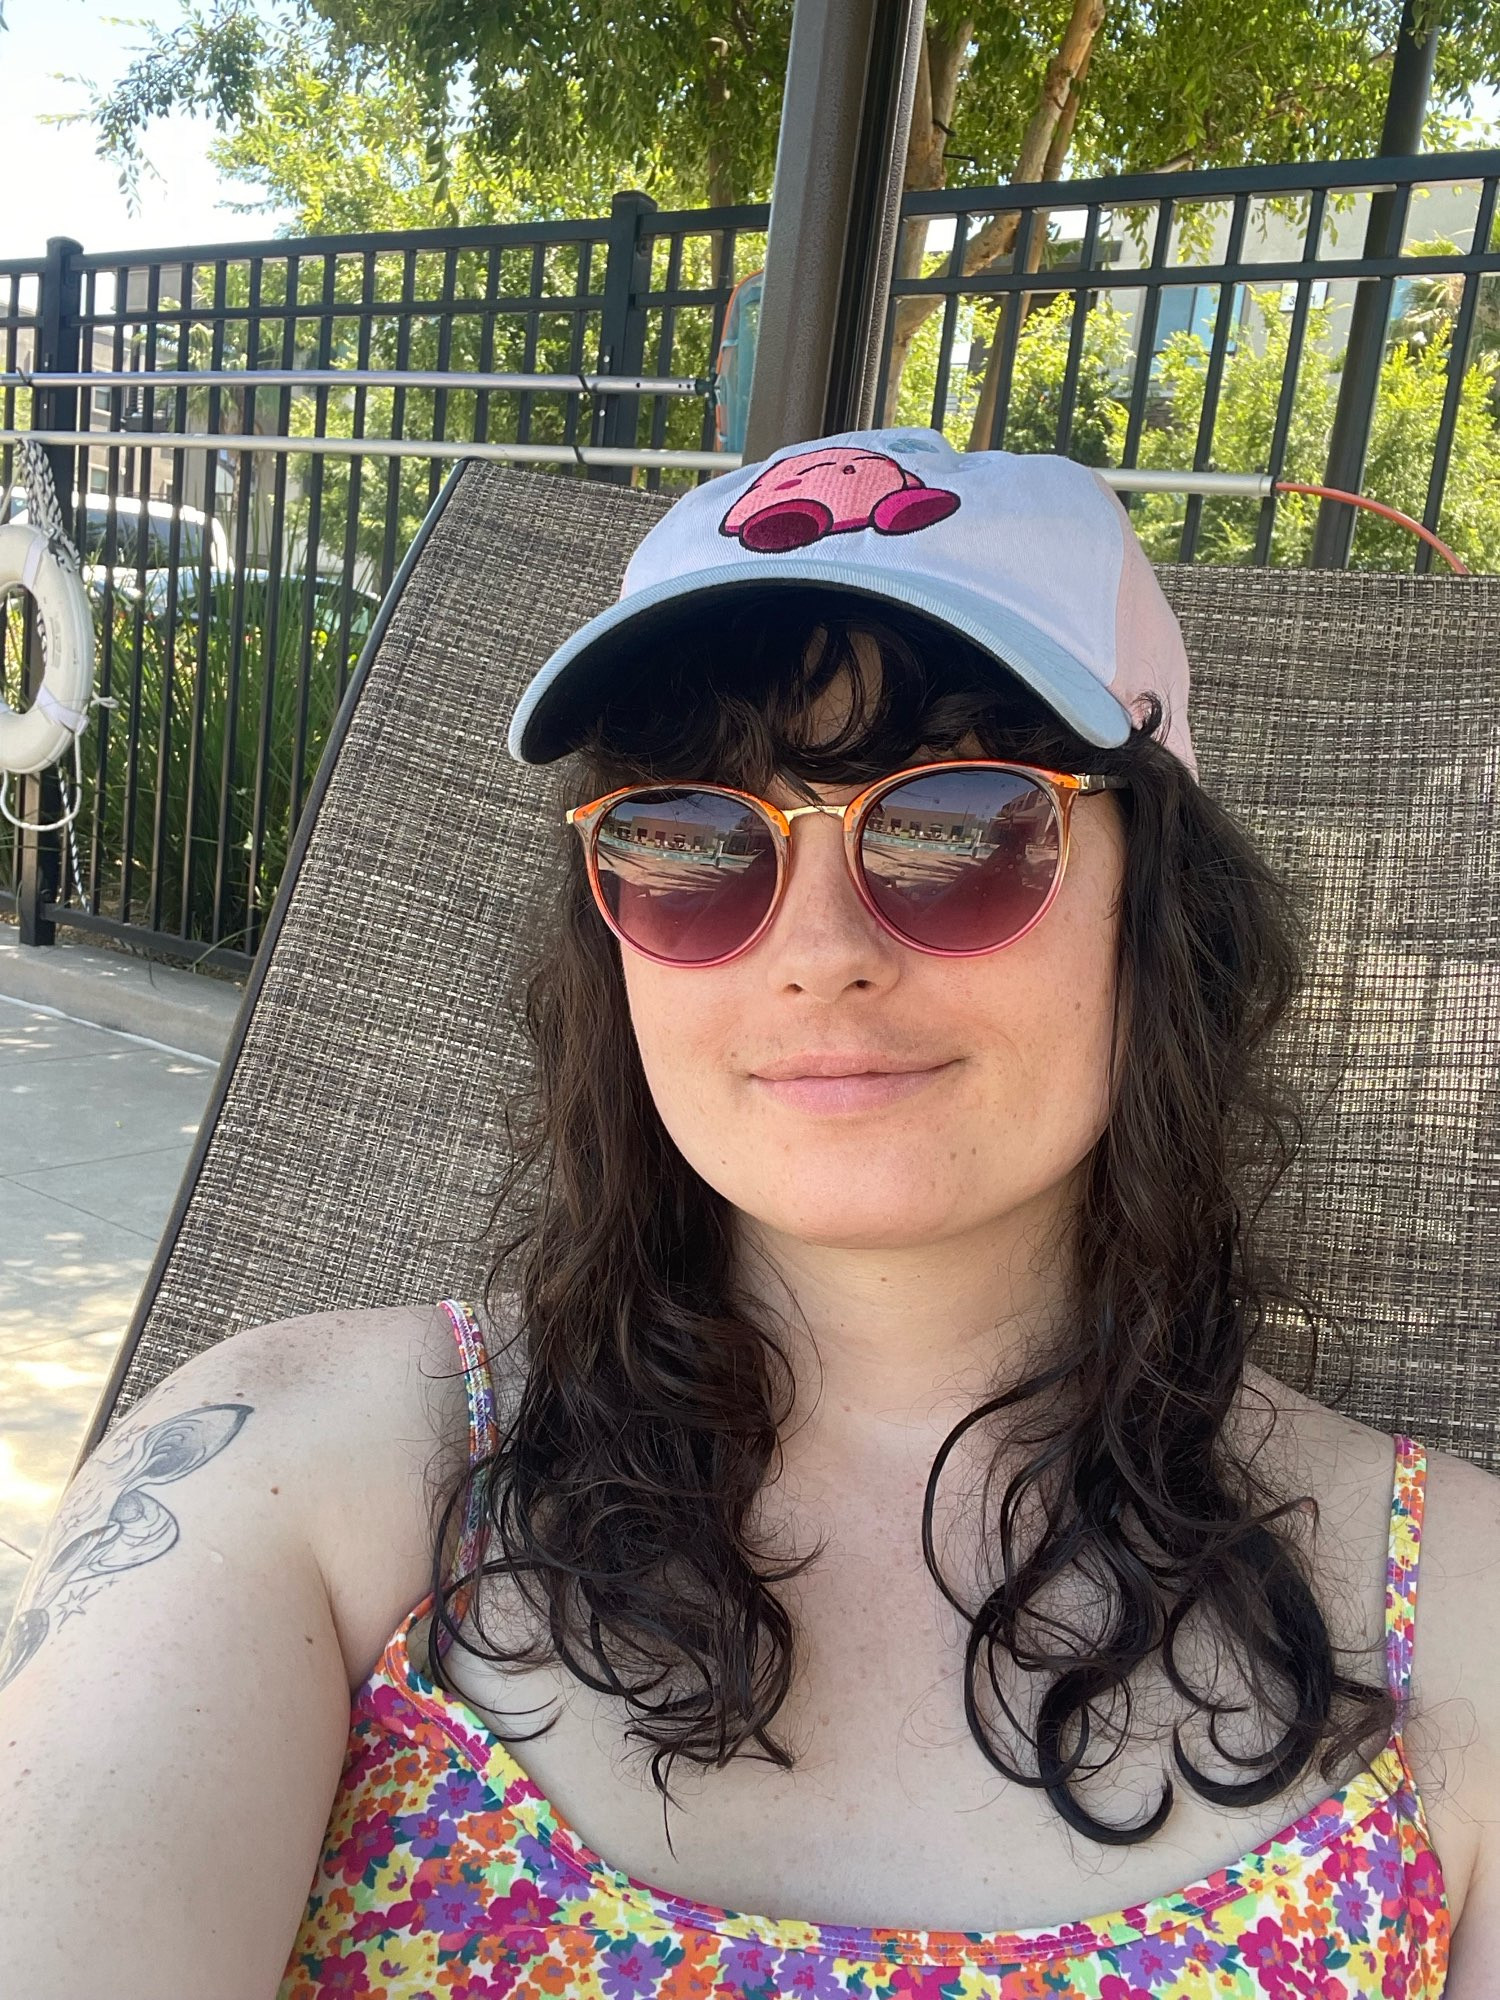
859, 769, 1061, 951
594, 790, 778, 963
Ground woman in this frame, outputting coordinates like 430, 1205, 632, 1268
1, 429, 1495, 1998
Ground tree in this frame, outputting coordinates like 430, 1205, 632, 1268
1390, 233, 1500, 418
196, 47, 646, 233
1127, 287, 1500, 570
73, 0, 1500, 564
84, 1, 1500, 278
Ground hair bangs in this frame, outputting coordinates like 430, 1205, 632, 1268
575, 585, 1110, 801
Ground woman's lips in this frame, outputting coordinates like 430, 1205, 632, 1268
749, 1063, 956, 1113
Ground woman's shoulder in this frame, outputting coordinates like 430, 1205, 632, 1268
1243, 1361, 1500, 1912
173, 1297, 519, 1684
1240, 1361, 1500, 1634
219, 1293, 520, 1448
1242, 1358, 1498, 1504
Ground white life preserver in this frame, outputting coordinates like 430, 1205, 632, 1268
0, 522, 96, 777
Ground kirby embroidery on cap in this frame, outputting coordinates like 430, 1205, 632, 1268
719, 445, 961, 553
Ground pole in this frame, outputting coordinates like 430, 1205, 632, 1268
16, 236, 82, 949
1309, 0, 1439, 568
594, 191, 658, 486
743, 0, 926, 461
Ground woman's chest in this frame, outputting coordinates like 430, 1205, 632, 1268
423, 1536, 1357, 1937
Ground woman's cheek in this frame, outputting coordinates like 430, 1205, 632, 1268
625, 960, 732, 1147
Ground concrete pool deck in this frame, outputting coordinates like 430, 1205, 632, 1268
0, 922, 242, 1632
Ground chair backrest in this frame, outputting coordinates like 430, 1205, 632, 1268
81, 459, 1500, 1473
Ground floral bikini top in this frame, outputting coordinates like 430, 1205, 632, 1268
277, 1299, 1449, 1999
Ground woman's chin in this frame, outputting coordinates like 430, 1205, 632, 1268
741, 1190, 972, 1254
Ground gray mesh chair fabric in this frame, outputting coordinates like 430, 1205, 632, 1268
81, 459, 1500, 1473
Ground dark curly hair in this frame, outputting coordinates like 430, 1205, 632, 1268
427, 582, 1393, 1847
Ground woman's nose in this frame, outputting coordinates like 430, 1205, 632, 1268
755, 809, 900, 997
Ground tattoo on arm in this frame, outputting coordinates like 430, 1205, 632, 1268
0, 1401, 252, 1693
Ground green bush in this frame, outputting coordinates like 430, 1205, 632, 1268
1130, 285, 1500, 569
1, 561, 365, 956
890, 279, 1500, 572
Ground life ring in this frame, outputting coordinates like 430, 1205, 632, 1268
0, 522, 96, 777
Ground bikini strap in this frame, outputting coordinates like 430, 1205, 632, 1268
1384, 1432, 1427, 1708
433, 1298, 500, 1656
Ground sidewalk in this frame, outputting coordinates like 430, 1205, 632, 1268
0, 923, 243, 1633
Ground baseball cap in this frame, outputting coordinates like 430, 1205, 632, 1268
506, 425, 1196, 779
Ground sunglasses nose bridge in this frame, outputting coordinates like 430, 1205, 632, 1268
773, 800, 856, 877
768, 798, 879, 939
779, 801, 847, 822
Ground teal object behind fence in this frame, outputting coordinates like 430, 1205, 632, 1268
714, 268, 763, 455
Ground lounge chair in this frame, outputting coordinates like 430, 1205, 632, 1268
74, 459, 1500, 1474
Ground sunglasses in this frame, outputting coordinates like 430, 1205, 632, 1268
566, 759, 1128, 968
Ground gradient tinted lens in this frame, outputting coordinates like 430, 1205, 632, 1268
592, 789, 779, 963
858, 767, 1062, 952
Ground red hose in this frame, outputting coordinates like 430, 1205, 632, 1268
1271, 482, 1469, 574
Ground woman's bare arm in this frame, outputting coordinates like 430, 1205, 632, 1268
0, 1314, 395, 2000
1406, 1446, 1500, 1994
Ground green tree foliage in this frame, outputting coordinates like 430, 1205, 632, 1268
894, 288, 1132, 465
84, 0, 1500, 223
190, 28, 696, 230
70, 0, 1500, 579
1129, 287, 1500, 569
912, 284, 1500, 571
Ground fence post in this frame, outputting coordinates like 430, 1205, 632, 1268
1309, 0, 1438, 568
593, 190, 657, 485
16, 235, 83, 949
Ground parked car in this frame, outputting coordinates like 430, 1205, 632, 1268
10, 493, 233, 609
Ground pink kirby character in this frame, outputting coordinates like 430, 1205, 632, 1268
720, 446, 961, 553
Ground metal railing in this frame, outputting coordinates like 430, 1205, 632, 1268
882, 150, 1500, 571
0, 194, 773, 969
1, 153, 1496, 970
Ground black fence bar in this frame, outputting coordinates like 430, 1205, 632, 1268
1117, 197, 1175, 500
289, 255, 336, 834
1308, 178, 1415, 567
982, 205, 1038, 451
152, 260, 192, 940
16, 236, 81, 947
935, 211, 982, 435
2, 150, 1496, 971
1413, 170, 1500, 577
1177, 192, 1251, 562
1053, 203, 1103, 460
597, 191, 657, 485
179, 259, 226, 940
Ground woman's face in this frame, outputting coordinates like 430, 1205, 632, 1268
617, 673, 1128, 1259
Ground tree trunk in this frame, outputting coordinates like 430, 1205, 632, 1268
879, 0, 1105, 429
878, 16, 973, 423
706, 144, 737, 292
966, 34, 1094, 450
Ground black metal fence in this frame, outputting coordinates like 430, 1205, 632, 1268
2, 151, 1497, 972
884, 151, 1500, 572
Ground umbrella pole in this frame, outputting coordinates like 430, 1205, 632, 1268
744, 0, 927, 459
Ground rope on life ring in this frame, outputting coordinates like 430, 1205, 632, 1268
0, 519, 102, 833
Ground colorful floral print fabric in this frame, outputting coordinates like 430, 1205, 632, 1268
276, 1300, 1449, 1999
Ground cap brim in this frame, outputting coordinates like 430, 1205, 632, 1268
507, 557, 1132, 764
